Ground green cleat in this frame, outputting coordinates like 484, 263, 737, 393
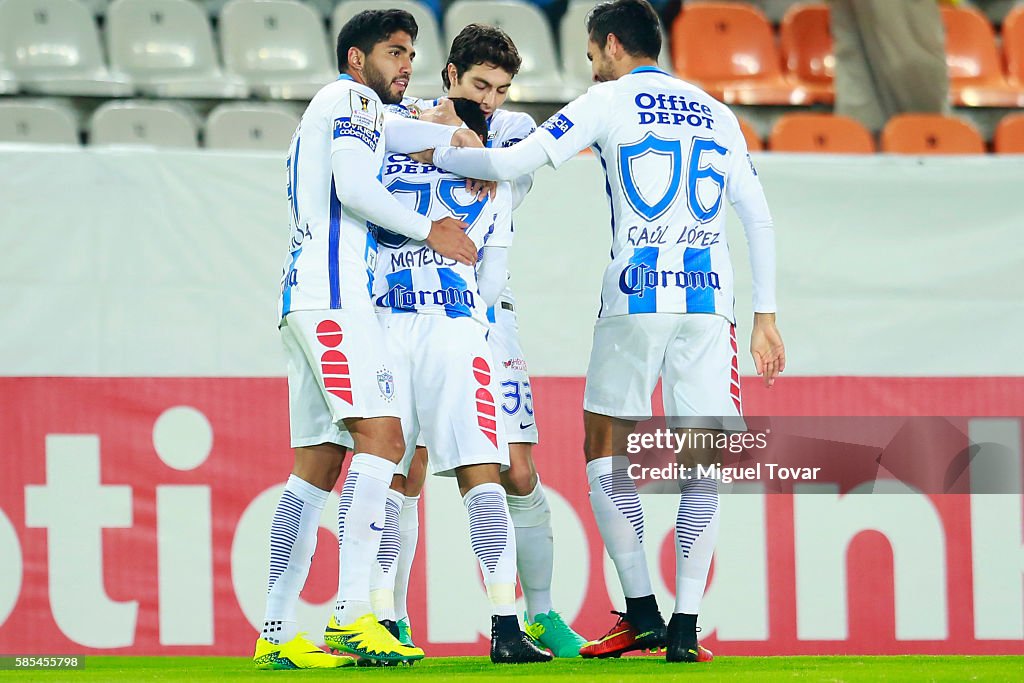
525, 610, 588, 658
397, 617, 417, 648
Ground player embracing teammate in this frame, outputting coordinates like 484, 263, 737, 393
420, 0, 786, 664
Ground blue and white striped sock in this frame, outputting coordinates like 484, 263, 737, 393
463, 482, 517, 617
261, 474, 328, 644
587, 456, 653, 599
370, 488, 404, 622
674, 477, 720, 615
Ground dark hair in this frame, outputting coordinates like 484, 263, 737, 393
336, 9, 418, 73
585, 0, 662, 60
450, 97, 489, 142
442, 23, 522, 90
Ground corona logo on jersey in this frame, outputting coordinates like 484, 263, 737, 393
375, 283, 476, 312
618, 261, 722, 298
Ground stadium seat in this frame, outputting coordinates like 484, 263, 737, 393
994, 112, 1024, 153
205, 103, 299, 150
0, 0, 133, 96
671, 2, 808, 105
940, 5, 1022, 107
1004, 5, 1024, 89
0, 99, 79, 144
738, 114, 763, 151
560, 1, 674, 96
769, 113, 874, 153
220, 0, 335, 100
445, 0, 572, 102
107, 0, 248, 99
333, 0, 444, 99
779, 3, 833, 104
881, 114, 985, 155
89, 100, 199, 148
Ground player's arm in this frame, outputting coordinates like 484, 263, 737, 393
726, 127, 785, 387
330, 98, 477, 265
502, 114, 539, 209
429, 91, 605, 181
383, 113, 476, 154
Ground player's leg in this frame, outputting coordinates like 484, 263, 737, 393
393, 446, 427, 647
660, 315, 740, 664
255, 316, 355, 669
284, 309, 420, 664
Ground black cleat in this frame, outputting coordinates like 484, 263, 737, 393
379, 619, 401, 640
490, 615, 553, 664
665, 613, 713, 663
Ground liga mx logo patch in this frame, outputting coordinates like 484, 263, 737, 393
377, 368, 395, 401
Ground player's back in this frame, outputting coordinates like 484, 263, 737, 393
540, 67, 750, 322
372, 153, 505, 325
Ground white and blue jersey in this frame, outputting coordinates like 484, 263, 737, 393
279, 76, 402, 320
372, 152, 511, 326
531, 67, 773, 323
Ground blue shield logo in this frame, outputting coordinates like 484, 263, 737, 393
617, 133, 683, 221
377, 369, 395, 401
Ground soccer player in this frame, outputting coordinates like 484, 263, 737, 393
416, 0, 786, 663
370, 24, 587, 658
254, 9, 481, 670
370, 99, 551, 664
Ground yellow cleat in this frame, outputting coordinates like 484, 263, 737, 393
323, 613, 425, 664
253, 632, 355, 669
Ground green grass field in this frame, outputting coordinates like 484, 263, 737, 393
2, 656, 1022, 682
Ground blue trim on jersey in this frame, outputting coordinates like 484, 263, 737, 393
364, 229, 378, 296
627, 246, 659, 314
385, 269, 414, 313
437, 267, 472, 319
684, 247, 715, 313
486, 305, 496, 323
337, 73, 354, 81
593, 142, 615, 318
329, 177, 342, 309
630, 66, 671, 77
290, 136, 301, 226
281, 247, 301, 317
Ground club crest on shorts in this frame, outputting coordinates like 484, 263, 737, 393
377, 368, 395, 401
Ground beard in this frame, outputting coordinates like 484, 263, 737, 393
364, 61, 402, 104
593, 60, 615, 84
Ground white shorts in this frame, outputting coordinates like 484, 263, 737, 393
583, 313, 743, 429
487, 301, 539, 445
379, 314, 510, 477
281, 308, 400, 449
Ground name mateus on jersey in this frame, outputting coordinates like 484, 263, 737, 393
635, 92, 715, 130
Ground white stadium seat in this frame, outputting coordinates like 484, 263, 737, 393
332, 0, 445, 99
0, 99, 79, 144
89, 100, 198, 148
106, 0, 248, 98
0, 0, 133, 97
0, 67, 17, 95
205, 103, 299, 150
220, 0, 335, 100
445, 0, 572, 102
561, 1, 674, 96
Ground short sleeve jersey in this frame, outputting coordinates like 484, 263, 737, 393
279, 75, 386, 320
531, 67, 770, 323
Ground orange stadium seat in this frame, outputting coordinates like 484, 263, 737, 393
671, 2, 809, 105
769, 113, 875, 153
1003, 6, 1024, 89
940, 5, 1022, 107
994, 113, 1024, 153
738, 115, 764, 151
881, 114, 986, 154
779, 3, 834, 104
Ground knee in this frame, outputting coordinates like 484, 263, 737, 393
502, 467, 537, 497
583, 432, 612, 462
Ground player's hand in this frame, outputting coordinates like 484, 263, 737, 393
419, 97, 461, 126
426, 216, 476, 266
409, 148, 434, 164
750, 312, 786, 388
451, 128, 484, 149
466, 178, 497, 200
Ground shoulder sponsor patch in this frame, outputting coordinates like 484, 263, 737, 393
333, 117, 380, 151
540, 113, 574, 140
349, 90, 380, 130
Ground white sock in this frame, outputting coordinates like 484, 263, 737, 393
370, 488, 404, 622
463, 482, 518, 617
393, 494, 419, 622
261, 474, 328, 644
506, 479, 554, 619
674, 477, 720, 614
333, 453, 397, 626
587, 456, 653, 598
